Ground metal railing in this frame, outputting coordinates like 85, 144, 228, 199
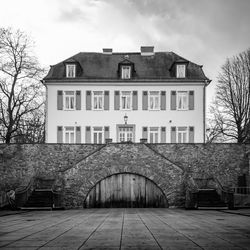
51, 189, 63, 208
0, 191, 9, 208
232, 187, 250, 208
15, 177, 63, 209
15, 178, 36, 207
232, 187, 250, 195
189, 177, 234, 209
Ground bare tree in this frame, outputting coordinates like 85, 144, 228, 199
0, 27, 45, 143
206, 102, 235, 143
205, 118, 222, 143
209, 49, 250, 143
13, 107, 45, 143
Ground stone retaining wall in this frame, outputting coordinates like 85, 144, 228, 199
0, 143, 249, 208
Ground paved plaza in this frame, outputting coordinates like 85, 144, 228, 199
0, 208, 250, 250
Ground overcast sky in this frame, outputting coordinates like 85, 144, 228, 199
1, 0, 250, 105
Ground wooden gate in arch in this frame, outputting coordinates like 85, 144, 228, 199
84, 172, 168, 208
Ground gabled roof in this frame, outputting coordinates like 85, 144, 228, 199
43, 51, 210, 82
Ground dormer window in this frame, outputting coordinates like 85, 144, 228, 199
176, 64, 186, 78
121, 66, 131, 79
66, 64, 76, 78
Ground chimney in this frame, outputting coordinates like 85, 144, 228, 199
103, 48, 112, 55
140, 46, 154, 56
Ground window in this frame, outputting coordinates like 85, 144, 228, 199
93, 91, 104, 110
121, 91, 132, 110
176, 64, 186, 78
64, 91, 75, 110
64, 127, 75, 143
149, 127, 159, 143
118, 126, 134, 142
149, 91, 160, 110
177, 127, 187, 143
177, 91, 188, 110
93, 127, 103, 144
121, 66, 131, 79
66, 64, 76, 78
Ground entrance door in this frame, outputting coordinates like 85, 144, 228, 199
84, 173, 168, 208
118, 126, 134, 142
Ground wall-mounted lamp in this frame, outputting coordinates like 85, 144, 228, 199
124, 114, 128, 125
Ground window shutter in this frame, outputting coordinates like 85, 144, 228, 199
189, 126, 194, 143
189, 91, 194, 110
76, 126, 81, 143
171, 127, 176, 143
132, 91, 138, 110
76, 91, 81, 110
161, 127, 166, 143
160, 91, 166, 110
171, 91, 176, 110
104, 126, 110, 140
57, 126, 63, 143
142, 91, 148, 110
104, 91, 109, 110
57, 91, 63, 110
85, 126, 91, 143
142, 127, 148, 139
86, 91, 91, 110
114, 91, 120, 110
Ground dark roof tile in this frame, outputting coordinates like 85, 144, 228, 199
44, 51, 210, 81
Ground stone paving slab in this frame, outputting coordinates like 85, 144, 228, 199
0, 210, 28, 217
0, 208, 250, 250
221, 209, 250, 216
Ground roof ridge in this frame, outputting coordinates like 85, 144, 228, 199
77, 51, 172, 55
52, 52, 82, 67
170, 51, 189, 61
171, 51, 205, 68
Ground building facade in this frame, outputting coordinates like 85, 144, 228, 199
42, 47, 210, 144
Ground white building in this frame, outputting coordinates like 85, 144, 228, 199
42, 47, 210, 144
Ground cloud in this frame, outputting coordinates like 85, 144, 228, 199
58, 7, 89, 23
123, 0, 250, 53
1, 0, 249, 105
56, 0, 101, 23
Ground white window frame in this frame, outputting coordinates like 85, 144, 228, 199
121, 66, 131, 79
177, 91, 188, 110
118, 126, 134, 142
93, 127, 104, 144
177, 127, 188, 143
149, 127, 159, 143
64, 126, 75, 143
176, 64, 186, 78
64, 91, 75, 110
149, 91, 160, 110
120, 91, 132, 110
66, 64, 76, 78
93, 91, 104, 110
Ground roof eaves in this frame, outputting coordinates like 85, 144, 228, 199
43, 78, 208, 83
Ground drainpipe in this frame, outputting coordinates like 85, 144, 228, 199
247, 150, 250, 185
203, 82, 206, 143
41, 80, 48, 143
